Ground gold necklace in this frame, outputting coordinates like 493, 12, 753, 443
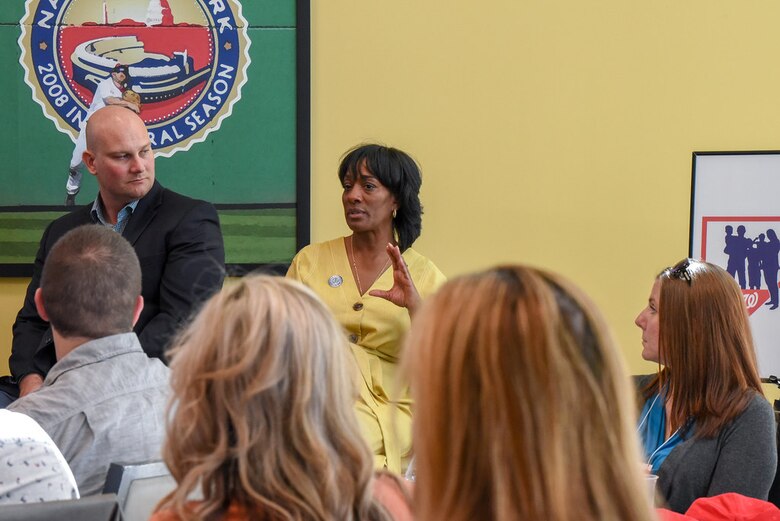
349, 236, 391, 295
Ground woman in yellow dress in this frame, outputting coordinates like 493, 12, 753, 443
287, 144, 445, 473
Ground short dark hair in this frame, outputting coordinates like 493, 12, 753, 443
338, 144, 423, 252
40, 225, 141, 339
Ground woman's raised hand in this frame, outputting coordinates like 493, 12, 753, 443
369, 243, 422, 317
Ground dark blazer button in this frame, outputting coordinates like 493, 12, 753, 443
349, 334, 358, 343
353, 302, 364, 311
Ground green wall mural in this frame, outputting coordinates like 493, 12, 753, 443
0, 0, 309, 275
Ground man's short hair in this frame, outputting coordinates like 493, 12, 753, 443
40, 225, 141, 339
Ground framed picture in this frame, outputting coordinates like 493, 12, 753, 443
690, 151, 780, 378
0, 0, 309, 276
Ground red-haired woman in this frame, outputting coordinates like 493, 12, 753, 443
635, 258, 777, 513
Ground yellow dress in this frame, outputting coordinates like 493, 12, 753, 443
287, 238, 446, 473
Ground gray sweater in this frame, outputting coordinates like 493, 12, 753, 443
636, 375, 777, 513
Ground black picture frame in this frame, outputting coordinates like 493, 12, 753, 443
225, 0, 310, 277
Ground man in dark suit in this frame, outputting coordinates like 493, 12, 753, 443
4, 105, 225, 404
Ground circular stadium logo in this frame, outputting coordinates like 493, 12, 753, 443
19, 0, 251, 157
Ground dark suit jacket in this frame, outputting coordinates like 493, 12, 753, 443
9, 181, 225, 381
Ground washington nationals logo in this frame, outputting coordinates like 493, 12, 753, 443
19, 0, 250, 157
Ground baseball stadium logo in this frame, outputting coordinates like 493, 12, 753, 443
19, 0, 250, 157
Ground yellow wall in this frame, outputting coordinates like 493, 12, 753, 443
2, 1, 780, 398
0, 280, 26, 373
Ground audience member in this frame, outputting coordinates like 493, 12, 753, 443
287, 144, 445, 473
152, 275, 411, 521
0, 409, 78, 504
404, 266, 656, 521
635, 258, 777, 512
4, 105, 224, 406
8, 225, 170, 496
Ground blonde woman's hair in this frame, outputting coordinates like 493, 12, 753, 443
405, 266, 655, 521
158, 275, 393, 521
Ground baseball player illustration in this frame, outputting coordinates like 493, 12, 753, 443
66, 63, 142, 206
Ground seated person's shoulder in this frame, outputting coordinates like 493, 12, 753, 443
0, 409, 45, 436
401, 248, 446, 292
373, 472, 413, 521
744, 392, 775, 421
633, 373, 656, 389
7, 380, 79, 427
160, 187, 214, 211
43, 208, 92, 242
293, 241, 321, 261
0, 410, 79, 503
0, 409, 65, 459
287, 240, 337, 279
402, 247, 441, 272
149, 510, 179, 521
151, 503, 249, 521
157, 188, 220, 233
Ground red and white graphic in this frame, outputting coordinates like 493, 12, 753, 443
20, 0, 251, 157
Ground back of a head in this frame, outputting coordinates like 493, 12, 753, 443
85, 105, 145, 152
405, 265, 654, 521
658, 259, 762, 436
161, 275, 382, 521
40, 224, 140, 339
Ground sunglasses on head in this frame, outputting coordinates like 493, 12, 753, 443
667, 259, 692, 286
